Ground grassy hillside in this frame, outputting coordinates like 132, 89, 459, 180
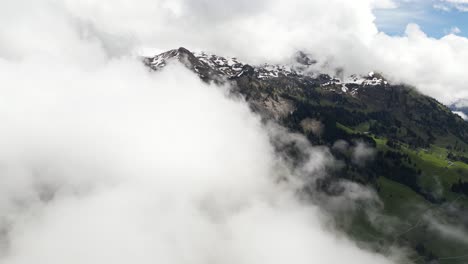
269, 83, 468, 262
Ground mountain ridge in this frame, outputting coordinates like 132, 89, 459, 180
144, 47, 468, 147
144, 47, 468, 263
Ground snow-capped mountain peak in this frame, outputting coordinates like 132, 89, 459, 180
144, 47, 390, 96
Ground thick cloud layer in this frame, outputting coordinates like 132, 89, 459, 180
0, 57, 400, 263
0, 0, 458, 263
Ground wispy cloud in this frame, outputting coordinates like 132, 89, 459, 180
434, 0, 468, 12
374, 0, 437, 34
447, 26, 462, 34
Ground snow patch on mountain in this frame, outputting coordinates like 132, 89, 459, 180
144, 48, 390, 99
145, 48, 318, 80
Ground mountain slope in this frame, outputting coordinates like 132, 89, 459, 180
144, 47, 468, 263
144, 47, 468, 148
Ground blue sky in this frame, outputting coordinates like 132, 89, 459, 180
375, 0, 468, 38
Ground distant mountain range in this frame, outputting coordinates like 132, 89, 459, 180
144, 47, 468, 263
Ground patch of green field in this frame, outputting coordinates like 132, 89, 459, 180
372, 136, 388, 151
372, 136, 468, 194
378, 177, 429, 215
336, 122, 355, 134
375, 177, 468, 264
354, 122, 371, 133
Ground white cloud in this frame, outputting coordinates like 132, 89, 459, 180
75, 0, 468, 103
436, 0, 468, 12
0, 56, 401, 264
2, 0, 468, 104
450, 26, 462, 34
454, 99, 468, 107
434, 3, 452, 11
424, 214, 468, 245
352, 142, 376, 166
0, 1, 411, 263
444, 0, 468, 2
372, 0, 399, 9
